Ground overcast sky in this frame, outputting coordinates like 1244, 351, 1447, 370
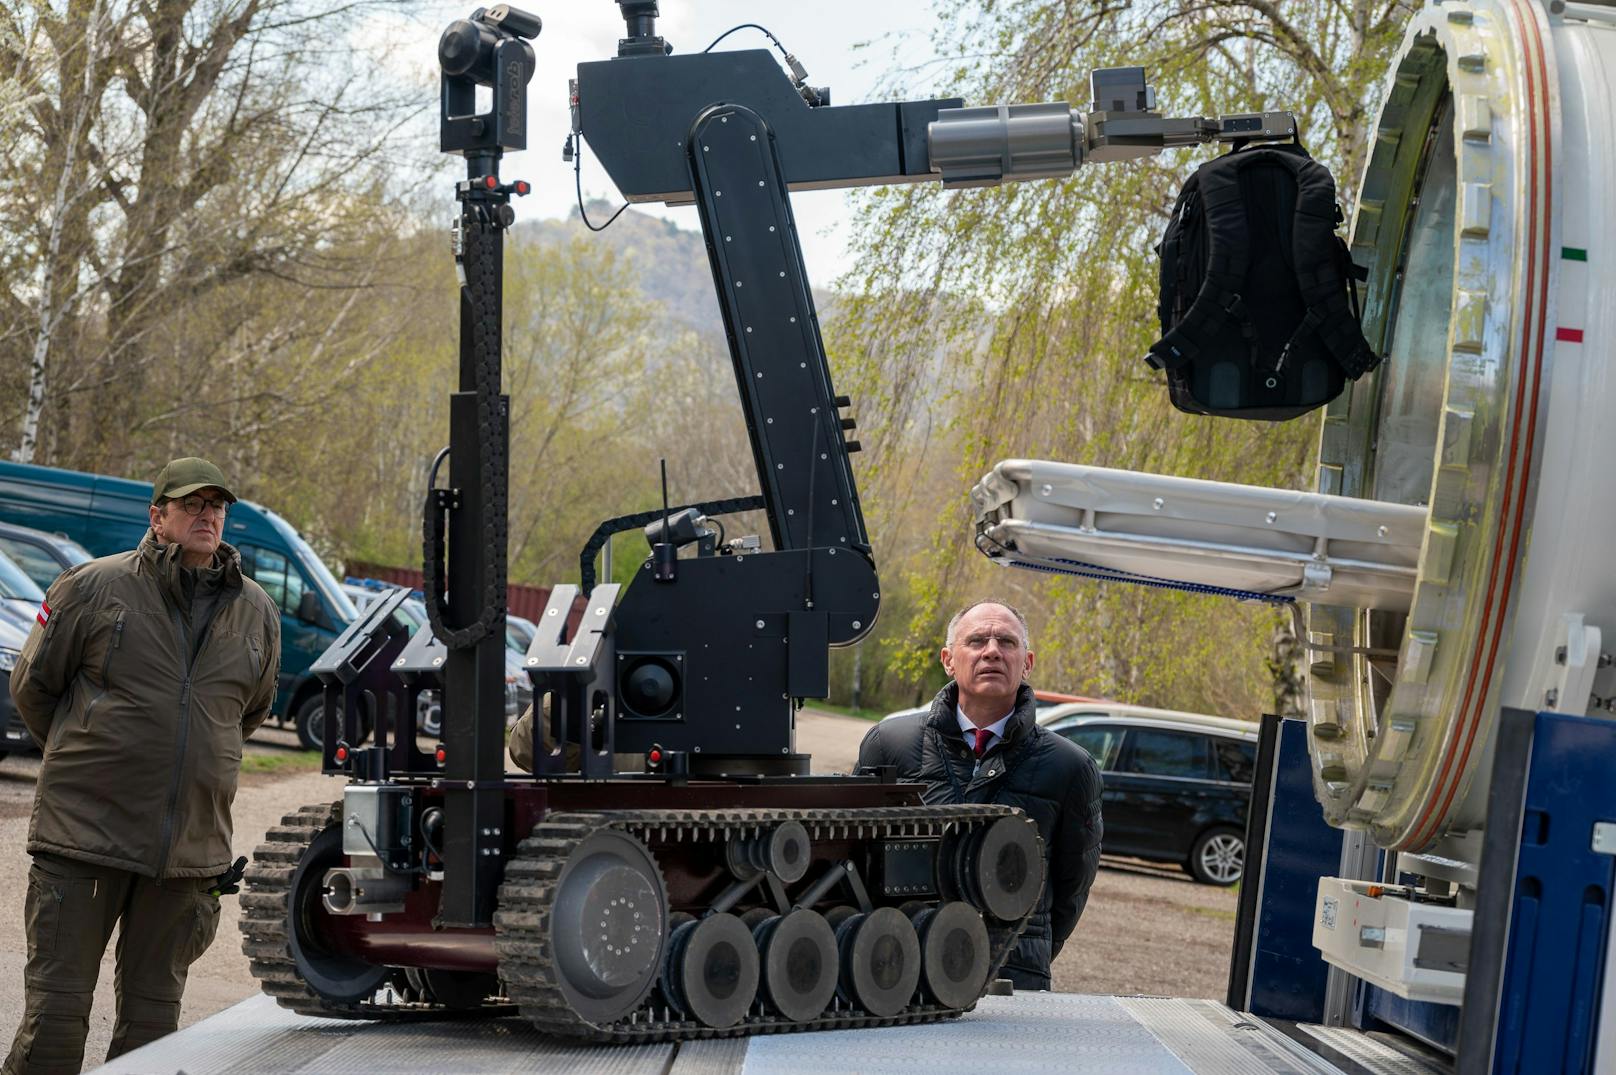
393, 2, 944, 284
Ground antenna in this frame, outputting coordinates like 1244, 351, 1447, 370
652, 457, 677, 581
661, 458, 671, 544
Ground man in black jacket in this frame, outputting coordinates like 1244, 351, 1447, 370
856, 600, 1103, 990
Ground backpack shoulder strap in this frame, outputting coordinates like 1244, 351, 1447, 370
1280, 156, 1381, 379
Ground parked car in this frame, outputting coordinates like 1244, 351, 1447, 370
506, 612, 537, 652
334, 581, 530, 745
0, 545, 47, 756
1038, 703, 1257, 886
0, 612, 31, 759
0, 520, 92, 590
0, 550, 46, 635
879, 688, 1103, 725
0, 460, 359, 746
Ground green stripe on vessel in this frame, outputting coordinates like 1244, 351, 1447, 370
1563, 247, 1588, 261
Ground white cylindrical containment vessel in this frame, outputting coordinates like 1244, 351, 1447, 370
1307, 0, 1616, 852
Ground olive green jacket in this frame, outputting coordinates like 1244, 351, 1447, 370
11, 532, 281, 878
506, 700, 641, 774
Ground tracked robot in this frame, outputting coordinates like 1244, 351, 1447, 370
241, 0, 1306, 1041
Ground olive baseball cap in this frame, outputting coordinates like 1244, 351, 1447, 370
152, 457, 237, 505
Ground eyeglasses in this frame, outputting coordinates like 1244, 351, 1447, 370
957, 632, 1023, 652
173, 495, 230, 518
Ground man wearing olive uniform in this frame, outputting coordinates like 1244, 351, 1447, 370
3, 458, 280, 1072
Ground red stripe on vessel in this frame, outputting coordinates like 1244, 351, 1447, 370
1407, 0, 1553, 849
1556, 327, 1584, 343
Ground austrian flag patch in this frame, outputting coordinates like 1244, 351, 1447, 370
36, 601, 49, 628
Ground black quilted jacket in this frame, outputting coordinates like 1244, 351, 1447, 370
856, 682, 1104, 989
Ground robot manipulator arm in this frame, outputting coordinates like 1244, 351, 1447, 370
927, 65, 1297, 188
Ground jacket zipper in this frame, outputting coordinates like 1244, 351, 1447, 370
155, 603, 217, 879
82, 613, 126, 726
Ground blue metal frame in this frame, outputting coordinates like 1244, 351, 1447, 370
1458, 709, 1616, 1073
1232, 709, 1614, 1071
1359, 983, 1460, 1054
1237, 716, 1342, 1021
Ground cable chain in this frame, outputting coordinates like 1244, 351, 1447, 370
423, 195, 509, 651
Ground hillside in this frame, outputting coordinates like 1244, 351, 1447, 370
517, 203, 839, 336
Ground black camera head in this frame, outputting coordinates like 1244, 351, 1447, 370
439, 6, 541, 156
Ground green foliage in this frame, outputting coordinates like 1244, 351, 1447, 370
802, 700, 888, 723
1, 1, 1417, 724
824, 0, 1416, 717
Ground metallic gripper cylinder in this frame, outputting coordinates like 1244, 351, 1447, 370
927, 102, 1084, 188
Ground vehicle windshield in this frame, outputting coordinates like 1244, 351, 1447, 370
56, 539, 92, 567
0, 612, 27, 648
290, 532, 357, 621
0, 552, 46, 603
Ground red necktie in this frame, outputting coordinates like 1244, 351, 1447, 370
973, 727, 993, 757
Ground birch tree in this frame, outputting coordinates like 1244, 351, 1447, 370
0, 0, 426, 472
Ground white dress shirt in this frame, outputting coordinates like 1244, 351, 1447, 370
956, 706, 1013, 755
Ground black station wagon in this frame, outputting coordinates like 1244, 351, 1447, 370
1039, 705, 1258, 885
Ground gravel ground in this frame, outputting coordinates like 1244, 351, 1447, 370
0, 710, 1235, 1066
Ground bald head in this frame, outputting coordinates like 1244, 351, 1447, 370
946, 600, 1030, 649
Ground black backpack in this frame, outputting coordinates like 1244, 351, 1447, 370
1146, 141, 1379, 421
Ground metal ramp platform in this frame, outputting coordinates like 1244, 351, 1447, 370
93, 993, 1445, 1075
970, 459, 1426, 611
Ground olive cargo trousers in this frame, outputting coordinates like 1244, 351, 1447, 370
3, 853, 221, 1074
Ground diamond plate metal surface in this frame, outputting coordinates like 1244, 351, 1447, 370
93, 995, 677, 1075
95, 992, 1377, 1074
1297, 1024, 1449, 1074
743, 994, 1195, 1075
1117, 998, 1340, 1075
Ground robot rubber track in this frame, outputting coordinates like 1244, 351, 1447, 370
240, 803, 509, 1021
240, 801, 1044, 1038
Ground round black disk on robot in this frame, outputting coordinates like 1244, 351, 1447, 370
666, 912, 758, 1028
547, 829, 667, 1023
755, 908, 838, 1021
765, 821, 812, 883
914, 901, 991, 1008
970, 815, 1043, 922
838, 906, 921, 1017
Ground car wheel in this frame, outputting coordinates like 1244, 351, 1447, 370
419, 694, 442, 739
294, 695, 326, 751
1189, 827, 1244, 886
295, 695, 374, 751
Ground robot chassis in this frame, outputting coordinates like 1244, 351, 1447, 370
240, 1, 1299, 1041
